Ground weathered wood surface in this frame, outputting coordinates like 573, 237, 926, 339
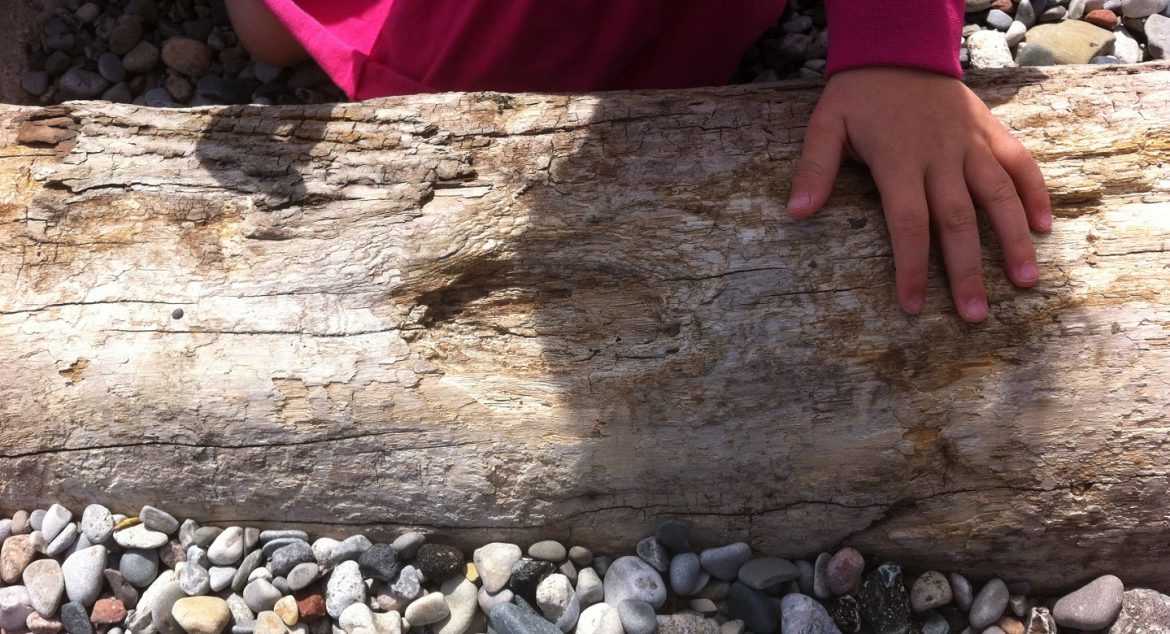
1, 63, 1168, 592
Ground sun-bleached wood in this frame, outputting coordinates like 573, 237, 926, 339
1, 64, 1168, 592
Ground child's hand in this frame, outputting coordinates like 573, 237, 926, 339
786, 67, 1052, 323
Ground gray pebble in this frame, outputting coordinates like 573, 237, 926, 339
391, 531, 426, 560
670, 552, 701, 596
45, 51, 72, 77
1018, 0, 1040, 25
391, 564, 423, 600
179, 562, 211, 596
258, 530, 308, 544
949, 573, 973, 611
796, 560, 815, 596
46, 523, 78, 557
139, 506, 179, 535
617, 599, 656, 634
210, 566, 237, 593
58, 68, 110, 100
602, 556, 666, 609
1148, 14, 1170, 58
80, 506, 113, 545
781, 593, 839, 634
969, 578, 1009, 629
329, 534, 373, 565
61, 600, 94, 634
243, 578, 281, 613
269, 541, 315, 577
97, 52, 127, 83
41, 505, 72, 543
727, 582, 776, 634
1123, 0, 1169, 17
103, 569, 140, 609
488, 601, 560, 634
737, 557, 799, 591
179, 519, 199, 549
232, 549, 264, 593
576, 567, 604, 606
529, 540, 567, 563
813, 552, 833, 599
20, 70, 50, 96
987, 9, 1015, 29
635, 537, 670, 573
569, 547, 593, 567
187, 545, 212, 569
593, 556, 612, 577
478, 586, 515, 614
287, 562, 319, 592
121, 549, 160, 588
699, 543, 752, 581
1006, 20, 1028, 47
1052, 574, 1124, 630
1041, 5, 1069, 21
0, 586, 34, 631
108, 14, 145, 56
260, 537, 303, 560
101, 81, 134, 103
62, 545, 107, 607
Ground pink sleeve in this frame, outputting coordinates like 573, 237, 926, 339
823, 0, 965, 79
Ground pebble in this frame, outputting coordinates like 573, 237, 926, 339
0, 586, 34, 631
57, 68, 110, 100
813, 552, 833, 599
1084, 8, 1121, 28
968, 29, 1017, 67
1109, 589, 1170, 633
536, 574, 580, 632
726, 582, 776, 634
474, 543, 522, 593
404, 591, 449, 626
172, 596, 231, 634
180, 562, 213, 595
243, 579, 282, 614
417, 544, 464, 582
113, 523, 169, 550
103, 569, 139, 609
909, 570, 952, 613
273, 595, 298, 626
529, 540, 567, 563
253, 610, 286, 634
90, 597, 126, 624
358, 544, 401, 583
577, 603, 621, 634
140, 506, 179, 534
259, 530, 308, 544
858, 564, 911, 634
435, 575, 477, 634
310, 538, 338, 570
1017, 0, 1039, 26
259, 538, 301, 561
478, 586, 515, 614
670, 553, 702, 595
576, 567, 604, 606
209, 527, 245, 566
970, 578, 1010, 629
20, 69, 48, 96
325, 560, 365, 619
825, 548, 864, 595
204, 566, 234, 593
45, 523, 78, 557
781, 593, 840, 634
489, 602, 560, 634
339, 602, 374, 631
374, 610, 403, 634
270, 541, 315, 578
61, 546, 106, 607
796, 559, 815, 595
161, 36, 214, 76
120, 548, 159, 587
26, 612, 63, 634
41, 506, 72, 544
389, 564, 423, 601
1052, 574, 1124, 630
23, 559, 65, 617
635, 537, 670, 573
603, 556, 667, 609
655, 519, 692, 554
286, 562, 319, 592
390, 532, 426, 560
950, 573, 974, 611
60, 601, 93, 634
79, 506, 113, 545
1006, 20, 1029, 46
509, 559, 555, 604
1122, 0, 1169, 16
737, 557, 800, 591
720, 620, 745, 634
1024, 20, 1116, 63
294, 591, 324, 622
987, 8, 1015, 30
330, 535, 372, 565
828, 594, 862, 633
699, 543, 752, 581
11, 512, 31, 535
1148, 14, 1170, 58
617, 599, 657, 634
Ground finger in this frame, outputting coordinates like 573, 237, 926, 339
926, 168, 989, 323
787, 111, 846, 219
965, 149, 1039, 288
990, 133, 1052, 232
871, 165, 931, 315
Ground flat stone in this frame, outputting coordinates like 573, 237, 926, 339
234, 549, 264, 593
139, 506, 179, 534
260, 538, 303, 561
417, 544, 463, 582
121, 548, 160, 588
103, 569, 140, 609
1025, 20, 1116, 63
602, 556, 666, 609
473, 543, 522, 593
950, 573, 973, 611
114, 523, 169, 550
727, 582, 776, 634
813, 552, 833, 599
329, 535, 372, 565
737, 557, 800, 591
91, 597, 127, 624
62, 545, 107, 607
390, 532, 426, 560
780, 594, 839, 634
577, 603, 621, 634
0, 586, 34, 631
617, 599, 656, 634
404, 591, 449, 626
42, 505, 73, 543
258, 530, 308, 544
60, 601, 94, 634
528, 540, 567, 563
1148, 14, 1170, 58
699, 543, 752, 581
181, 562, 213, 596
435, 575, 477, 634
970, 578, 1010, 629
968, 29, 1017, 68
286, 563, 319, 592
488, 602, 560, 634
569, 547, 593, 566
670, 553, 702, 596
536, 574, 579, 632
80, 506, 114, 545
23, 559, 65, 617
325, 560, 365, 619
1052, 574, 1124, 630
270, 541, 315, 578
210, 567, 237, 593
273, 595, 298, 626
911, 571, 953, 613
858, 564, 911, 634
209, 527, 246, 566
173, 596, 231, 634
1, 536, 36, 584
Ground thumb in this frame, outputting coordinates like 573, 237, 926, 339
787, 111, 846, 219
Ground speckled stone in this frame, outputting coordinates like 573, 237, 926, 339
60, 601, 94, 634
139, 506, 179, 535
911, 571, 953, 613
23, 559, 65, 617
635, 538, 670, 573
269, 541, 315, 578
325, 560, 365, 619
80, 506, 114, 545
1052, 575, 1124, 631
858, 564, 911, 634
2, 535, 37, 583
602, 556, 666, 609
781, 593, 840, 634
358, 544, 401, 583
417, 544, 464, 582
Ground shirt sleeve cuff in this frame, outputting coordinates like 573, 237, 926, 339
823, 0, 965, 80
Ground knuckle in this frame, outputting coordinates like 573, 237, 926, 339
934, 204, 976, 235
985, 176, 1020, 207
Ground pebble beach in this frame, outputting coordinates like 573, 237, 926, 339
1, 505, 1168, 634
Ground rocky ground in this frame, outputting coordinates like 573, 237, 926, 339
15, 0, 1170, 108
1, 505, 1168, 634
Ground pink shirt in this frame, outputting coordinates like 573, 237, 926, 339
261, 1, 964, 101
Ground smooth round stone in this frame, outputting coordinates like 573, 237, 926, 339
121, 548, 160, 588
114, 523, 169, 550
404, 591, 449, 626
339, 602, 374, 631
0, 586, 34, 631
859, 564, 911, 634
80, 506, 113, 544
108, 14, 144, 56
417, 544, 463, 582
949, 573, 973, 611
435, 575, 477, 634
0, 520, 10, 544
796, 560, 815, 596
536, 574, 579, 632
617, 599, 656, 634
59, 68, 113, 101
727, 582, 776, 634
576, 567, 604, 606
490, 602, 560, 634
41, 505, 73, 543
529, 540, 567, 563
21, 68, 50, 96
253, 610, 284, 634
700, 543, 752, 581
180, 563, 212, 596
670, 553, 702, 596
737, 557, 800, 591
474, 543, 523, 594
192, 527, 223, 549
243, 579, 281, 614
592, 556, 613, 577
1025, 20, 1116, 63
26, 611, 63, 634
269, 541, 314, 578
96, 52, 128, 84
390, 531, 426, 560
603, 556, 667, 609
569, 547, 593, 567
390, 564, 423, 601
29, 511, 47, 533
655, 519, 692, 554
172, 596, 231, 634
60, 601, 93, 634
248, 566, 272, 584
161, 37, 213, 77
325, 560, 365, 619
46, 523, 78, 557
187, 545, 212, 569
970, 578, 1010, 629
209, 567, 236, 593
311, 538, 339, 570
139, 506, 179, 535
260, 537, 302, 561
24, 559, 64, 617
91, 597, 127, 625
62, 545, 107, 607
10, 512, 30, 535
1052, 574, 1124, 630
478, 586, 515, 614
781, 593, 838, 634
122, 41, 161, 75
635, 538, 670, 573
329, 535, 372, 565
577, 603, 621, 634
910, 571, 953, 613
2, 535, 37, 583
1144, 13, 1170, 58
922, 611, 949, 634
358, 544, 401, 583
103, 569, 140, 610
509, 559, 555, 604
232, 550, 263, 594
1122, 0, 1169, 16
258, 530, 308, 545
286, 563, 318, 592
273, 595, 297, 626
208, 527, 245, 566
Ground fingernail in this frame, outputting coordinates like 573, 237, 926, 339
787, 192, 811, 213
1037, 208, 1053, 231
905, 294, 924, 315
1017, 261, 1039, 284
965, 298, 989, 322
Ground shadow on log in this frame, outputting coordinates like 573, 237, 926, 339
1, 63, 1168, 593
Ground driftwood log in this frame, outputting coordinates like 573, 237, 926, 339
1, 63, 1168, 593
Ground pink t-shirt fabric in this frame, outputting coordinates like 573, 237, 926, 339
259, 1, 964, 101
